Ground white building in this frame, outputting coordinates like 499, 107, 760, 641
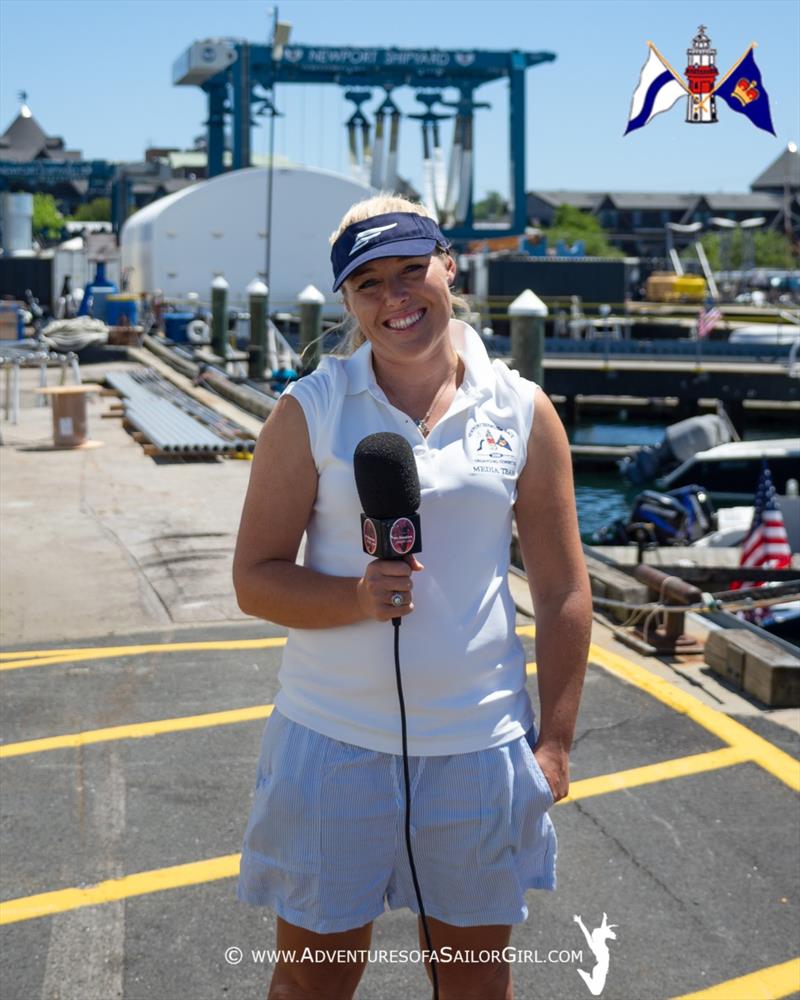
120, 165, 373, 315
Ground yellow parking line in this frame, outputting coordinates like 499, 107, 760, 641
0, 637, 288, 672
0, 626, 536, 671
0, 744, 755, 925
589, 643, 800, 792
1, 665, 535, 759
565, 746, 749, 802
0, 705, 275, 759
671, 956, 800, 999
0, 854, 241, 926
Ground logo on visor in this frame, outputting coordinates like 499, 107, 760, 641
349, 223, 399, 256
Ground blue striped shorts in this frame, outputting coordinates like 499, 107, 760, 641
237, 707, 557, 934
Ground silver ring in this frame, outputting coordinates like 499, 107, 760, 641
390, 592, 404, 608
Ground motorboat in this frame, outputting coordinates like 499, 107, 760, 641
657, 438, 800, 502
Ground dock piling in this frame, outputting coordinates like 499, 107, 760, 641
298, 284, 325, 373
509, 289, 547, 384
211, 275, 229, 359
246, 278, 268, 380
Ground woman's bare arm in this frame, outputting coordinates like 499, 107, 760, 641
514, 387, 593, 800
232, 394, 419, 628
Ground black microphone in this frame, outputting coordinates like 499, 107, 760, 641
353, 432, 422, 560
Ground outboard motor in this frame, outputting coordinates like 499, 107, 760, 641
592, 485, 716, 546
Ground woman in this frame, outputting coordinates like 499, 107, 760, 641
233, 194, 592, 1000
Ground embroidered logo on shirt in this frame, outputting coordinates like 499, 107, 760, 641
467, 422, 518, 475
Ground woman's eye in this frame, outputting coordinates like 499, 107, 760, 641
405, 264, 424, 273
357, 279, 378, 290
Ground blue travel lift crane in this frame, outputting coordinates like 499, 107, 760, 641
173, 40, 556, 241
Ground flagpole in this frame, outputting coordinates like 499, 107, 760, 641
711, 43, 756, 95
647, 41, 691, 93
697, 43, 755, 114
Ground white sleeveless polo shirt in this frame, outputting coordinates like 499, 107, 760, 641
274, 320, 539, 755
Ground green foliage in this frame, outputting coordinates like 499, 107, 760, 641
474, 190, 507, 221
70, 197, 111, 222
32, 193, 64, 241
544, 205, 625, 258
687, 229, 798, 269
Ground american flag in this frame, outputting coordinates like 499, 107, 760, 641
697, 300, 722, 338
731, 461, 793, 621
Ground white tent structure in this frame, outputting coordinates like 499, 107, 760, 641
120, 166, 372, 315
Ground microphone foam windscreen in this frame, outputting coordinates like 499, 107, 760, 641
353, 432, 421, 518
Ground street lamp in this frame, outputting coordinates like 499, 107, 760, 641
710, 216, 766, 295
262, 9, 291, 376
665, 221, 702, 275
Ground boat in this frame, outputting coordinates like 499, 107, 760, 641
657, 438, 800, 501
619, 412, 736, 486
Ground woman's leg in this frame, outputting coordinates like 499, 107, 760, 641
267, 916, 374, 1000
417, 916, 513, 1000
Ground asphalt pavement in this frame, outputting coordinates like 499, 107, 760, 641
1, 358, 799, 1000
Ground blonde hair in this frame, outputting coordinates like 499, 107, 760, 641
324, 192, 469, 356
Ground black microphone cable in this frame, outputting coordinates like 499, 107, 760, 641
392, 615, 440, 1000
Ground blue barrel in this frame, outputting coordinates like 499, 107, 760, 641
106, 294, 138, 326
163, 312, 195, 343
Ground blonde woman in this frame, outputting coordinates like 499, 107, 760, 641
234, 195, 591, 1000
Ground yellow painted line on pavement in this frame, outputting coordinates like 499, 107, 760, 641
0, 705, 275, 759
0, 854, 241, 926
671, 956, 800, 999
565, 746, 749, 802
1, 664, 536, 758
0, 636, 288, 671
0, 744, 755, 925
0, 627, 535, 672
589, 643, 800, 792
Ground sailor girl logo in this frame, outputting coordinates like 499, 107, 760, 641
467, 421, 518, 475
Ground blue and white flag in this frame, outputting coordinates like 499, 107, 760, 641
625, 46, 686, 135
715, 47, 776, 135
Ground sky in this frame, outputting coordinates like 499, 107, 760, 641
1, 0, 798, 201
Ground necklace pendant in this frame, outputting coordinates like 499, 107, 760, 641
416, 418, 429, 437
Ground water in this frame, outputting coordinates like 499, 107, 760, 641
570, 418, 791, 541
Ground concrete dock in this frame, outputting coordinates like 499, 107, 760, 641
1, 355, 799, 1000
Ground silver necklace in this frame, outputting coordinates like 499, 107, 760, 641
382, 361, 458, 438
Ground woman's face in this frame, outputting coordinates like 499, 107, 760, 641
342, 252, 457, 366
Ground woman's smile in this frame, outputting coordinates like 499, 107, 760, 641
384, 308, 427, 331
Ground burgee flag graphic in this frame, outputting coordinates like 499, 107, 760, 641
716, 47, 776, 135
625, 47, 685, 135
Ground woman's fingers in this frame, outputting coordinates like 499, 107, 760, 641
357, 559, 421, 621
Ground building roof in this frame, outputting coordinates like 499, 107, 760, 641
604, 192, 695, 210
528, 190, 600, 210
0, 106, 82, 162
751, 146, 800, 191
693, 192, 783, 211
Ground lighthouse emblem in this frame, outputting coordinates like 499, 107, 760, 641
685, 25, 718, 123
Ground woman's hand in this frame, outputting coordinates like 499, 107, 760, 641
356, 554, 424, 622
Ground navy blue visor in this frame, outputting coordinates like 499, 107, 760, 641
331, 212, 450, 292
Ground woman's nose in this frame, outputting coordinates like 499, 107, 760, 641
383, 276, 409, 304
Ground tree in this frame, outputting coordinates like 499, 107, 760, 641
474, 190, 507, 221
688, 229, 798, 270
544, 205, 624, 258
70, 197, 111, 222
32, 193, 64, 241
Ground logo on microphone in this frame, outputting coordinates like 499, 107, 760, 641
363, 517, 378, 555
389, 517, 416, 555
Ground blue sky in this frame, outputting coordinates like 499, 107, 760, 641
1, 0, 798, 199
